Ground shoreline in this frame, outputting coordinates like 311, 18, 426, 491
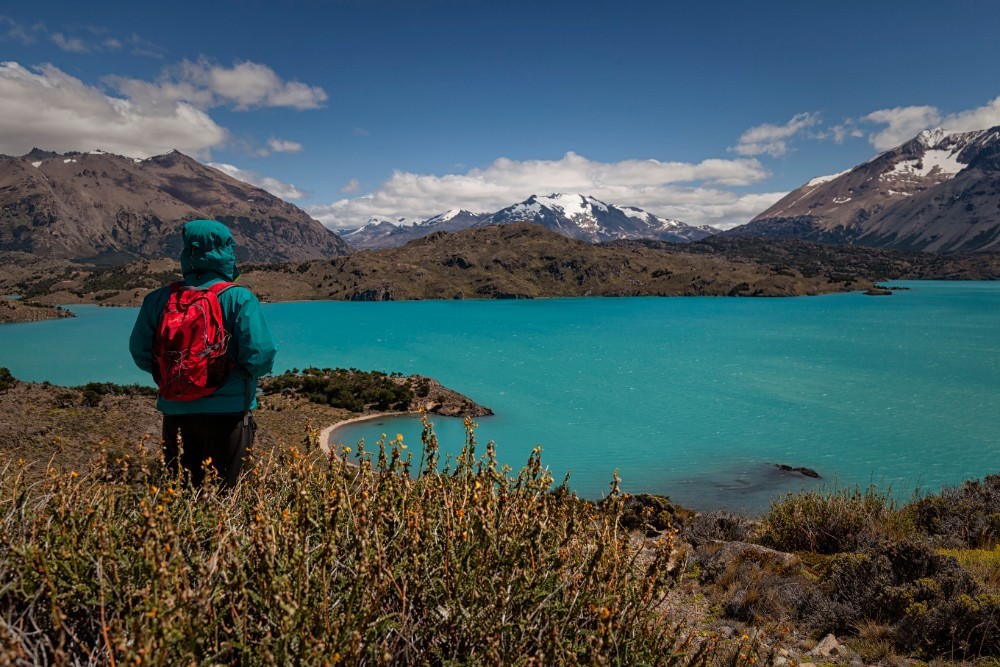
319, 410, 414, 456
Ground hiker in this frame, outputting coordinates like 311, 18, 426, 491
129, 219, 277, 488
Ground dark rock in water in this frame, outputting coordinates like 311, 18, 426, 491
864, 288, 893, 296
774, 464, 821, 478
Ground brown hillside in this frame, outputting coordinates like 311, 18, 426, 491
0, 149, 347, 264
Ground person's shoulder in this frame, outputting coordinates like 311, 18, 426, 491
142, 282, 176, 304
219, 283, 262, 306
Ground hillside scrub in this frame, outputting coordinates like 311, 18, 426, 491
263, 367, 415, 413
694, 483, 1000, 661
0, 418, 746, 666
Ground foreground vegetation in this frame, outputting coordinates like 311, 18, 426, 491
690, 481, 1000, 662
0, 419, 757, 666
1, 366, 998, 664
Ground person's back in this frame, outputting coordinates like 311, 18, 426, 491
129, 219, 277, 487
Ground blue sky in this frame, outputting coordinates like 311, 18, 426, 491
2, 0, 1000, 230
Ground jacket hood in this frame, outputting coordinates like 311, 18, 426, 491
180, 219, 240, 281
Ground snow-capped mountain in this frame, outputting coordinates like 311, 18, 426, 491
342, 196, 714, 250
342, 210, 486, 250
728, 126, 1000, 252
478, 194, 716, 243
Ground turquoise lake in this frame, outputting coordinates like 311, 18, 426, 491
1, 281, 997, 513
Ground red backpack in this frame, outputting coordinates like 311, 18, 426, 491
153, 281, 237, 401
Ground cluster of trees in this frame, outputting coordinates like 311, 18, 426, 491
263, 367, 414, 412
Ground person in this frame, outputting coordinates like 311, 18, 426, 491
129, 219, 277, 488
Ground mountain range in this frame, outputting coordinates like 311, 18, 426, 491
0, 149, 347, 263
341, 193, 718, 250
4, 124, 1000, 268
729, 127, 1000, 252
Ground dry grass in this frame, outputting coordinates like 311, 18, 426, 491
756, 484, 915, 554
0, 417, 739, 666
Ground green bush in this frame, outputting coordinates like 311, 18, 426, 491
263, 367, 414, 412
756, 484, 914, 554
908, 475, 1000, 549
819, 540, 999, 658
0, 367, 16, 393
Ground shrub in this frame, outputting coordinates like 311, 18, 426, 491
817, 540, 999, 658
263, 367, 414, 413
939, 547, 1000, 593
684, 511, 757, 546
613, 493, 685, 535
756, 485, 914, 554
697, 541, 815, 624
0, 419, 719, 666
71, 382, 158, 407
908, 475, 1000, 549
0, 367, 16, 393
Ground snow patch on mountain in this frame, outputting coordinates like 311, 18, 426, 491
882, 148, 966, 181
806, 170, 850, 187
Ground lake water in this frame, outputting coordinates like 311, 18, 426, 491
1, 281, 997, 513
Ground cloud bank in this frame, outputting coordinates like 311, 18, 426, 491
823, 97, 1000, 151
308, 152, 783, 231
732, 112, 822, 157
0, 62, 226, 158
0, 59, 326, 158
107, 60, 327, 112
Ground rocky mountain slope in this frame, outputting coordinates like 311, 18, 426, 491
341, 210, 486, 250
341, 194, 716, 250
729, 127, 1000, 252
478, 193, 717, 243
0, 149, 348, 263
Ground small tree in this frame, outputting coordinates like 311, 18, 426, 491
0, 367, 16, 394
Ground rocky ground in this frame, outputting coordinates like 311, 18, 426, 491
0, 370, 491, 479
0, 297, 74, 323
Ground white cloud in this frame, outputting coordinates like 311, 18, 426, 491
862, 105, 942, 150
308, 152, 779, 230
829, 121, 864, 144
0, 61, 226, 158
0, 16, 42, 44
127, 33, 166, 59
732, 112, 822, 157
45, 23, 126, 54
267, 137, 302, 153
941, 96, 1000, 133
340, 178, 361, 193
860, 98, 1000, 150
108, 59, 327, 111
51, 32, 90, 53
208, 162, 306, 200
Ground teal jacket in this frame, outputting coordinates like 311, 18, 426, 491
129, 220, 277, 414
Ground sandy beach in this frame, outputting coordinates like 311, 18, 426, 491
319, 411, 412, 456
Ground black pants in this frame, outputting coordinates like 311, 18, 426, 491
162, 412, 256, 489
